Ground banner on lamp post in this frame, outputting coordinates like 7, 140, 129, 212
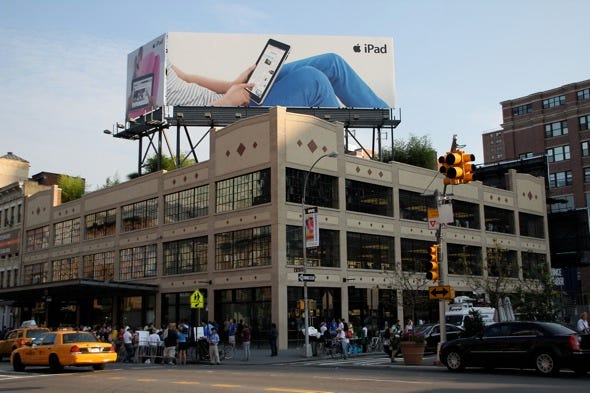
304, 207, 319, 248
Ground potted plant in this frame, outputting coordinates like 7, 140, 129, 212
398, 332, 426, 365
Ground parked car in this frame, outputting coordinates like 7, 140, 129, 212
0, 325, 50, 361
440, 321, 590, 376
10, 329, 117, 372
414, 323, 465, 353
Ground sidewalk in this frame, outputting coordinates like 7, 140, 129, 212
130, 347, 439, 367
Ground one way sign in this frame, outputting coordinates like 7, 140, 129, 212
428, 285, 455, 300
298, 273, 316, 282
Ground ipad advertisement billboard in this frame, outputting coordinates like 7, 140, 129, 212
126, 33, 395, 120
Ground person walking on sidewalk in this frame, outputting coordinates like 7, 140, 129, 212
242, 322, 252, 361
269, 323, 278, 356
208, 327, 221, 365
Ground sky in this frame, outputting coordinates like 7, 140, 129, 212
1, 0, 589, 190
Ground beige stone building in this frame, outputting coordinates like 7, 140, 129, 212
0, 107, 549, 348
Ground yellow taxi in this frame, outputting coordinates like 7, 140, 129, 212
0, 325, 50, 361
10, 329, 117, 372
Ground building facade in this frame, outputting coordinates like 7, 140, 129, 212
482, 79, 590, 312
1, 108, 549, 348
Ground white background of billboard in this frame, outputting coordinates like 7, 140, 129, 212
165, 32, 395, 108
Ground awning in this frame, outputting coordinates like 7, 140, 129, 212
0, 279, 159, 306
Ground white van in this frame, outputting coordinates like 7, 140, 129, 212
445, 303, 498, 328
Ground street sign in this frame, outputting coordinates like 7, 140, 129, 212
428, 285, 455, 300
190, 289, 204, 309
298, 273, 316, 282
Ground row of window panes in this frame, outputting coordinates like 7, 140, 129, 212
513, 103, 533, 116
549, 171, 573, 188
24, 222, 548, 285
546, 145, 571, 162
578, 88, 590, 101
542, 95, 566, 109
1, 204, 21, 228
545, 116, 590, 136
216, 169, 270, 213
584, 167, 590, 183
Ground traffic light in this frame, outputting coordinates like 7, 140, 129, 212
461, 153, 476, 183
426, 244, 439, 282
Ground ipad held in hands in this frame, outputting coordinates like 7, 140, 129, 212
246, 39, 290, 105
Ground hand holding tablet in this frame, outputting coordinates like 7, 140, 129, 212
246, 39, 291, 105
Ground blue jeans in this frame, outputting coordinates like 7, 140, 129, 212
256, 53, 388, 108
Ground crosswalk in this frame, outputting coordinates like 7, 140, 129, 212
282, 354, 436, 368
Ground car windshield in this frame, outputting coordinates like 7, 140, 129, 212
414, 325, 434, 334
31, 333, 48, 344
27, 329, 49, 339
63, 333, 98, 343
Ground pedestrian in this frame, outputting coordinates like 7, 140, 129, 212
336, 327, 348, 359
147, 327, 161, 364
242, 322, 251, 361
228, 318, 237, 348
123, 326, 134, 363
177, 323, 188, 365
269, 323, 278, 356
163, 322, 178, 365
577, 312, 590, 334
208, 327, 221, 365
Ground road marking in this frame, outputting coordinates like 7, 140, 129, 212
265, 388, 333, 393
212, 384, 242, 387
174, 381, 201, 385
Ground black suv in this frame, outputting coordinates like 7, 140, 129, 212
440, 321, 590, 376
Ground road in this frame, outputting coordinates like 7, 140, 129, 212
0, 353, 588, 393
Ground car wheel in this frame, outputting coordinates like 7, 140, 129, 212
49, 354, 63, 372
92, 364, 105, 371
12, 354, 25, 372
534, 352, 559, 376
445, 350, 465, 372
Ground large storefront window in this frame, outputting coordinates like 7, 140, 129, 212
52, 257, 80, 281
121, 198, 158, 232
119, 244, 157, 279
164, 184, 209, 223
345, 179, 393, 217
163, 236, 208, 275
484, 206, 515, 234
54, 218, 81, 246
286, 225, 340, 268
400, 238, 432, 272
82, 252, 115, 280
162, 291, 206, 328
399, 189, 433, 221
285, 167, 338, 209
449, 200, 480, 229
216, 169, 271, 213
347, 232, 394, 270
215, 287, 271, 343
522, 252, 547, 279
519, 212, 545, 238
85, 208, 116, 240
215, 226, 271, 270
348, 287, 397, 335
486, 247, 518, 278
287, 286, 341, 343
447, 243, 482, 275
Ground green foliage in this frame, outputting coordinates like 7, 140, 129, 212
513, 273, 560, 322
381, 134, 437, 170
463, 309, 486, 337
127, 154, 197, 179
58, 174, 85, 202
99, 173, 121, 190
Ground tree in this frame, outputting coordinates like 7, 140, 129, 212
385, 262, 432, 325
462, 309, 486, 337
98, 173, 121, 190
381, 134, 437, 170
58, 174, 85, 202
127, 153, 197, 179
513, 273, 560, 322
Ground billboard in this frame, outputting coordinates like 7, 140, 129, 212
126, 33, 395, 121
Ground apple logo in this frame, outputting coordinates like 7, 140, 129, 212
353, 44, 361, 53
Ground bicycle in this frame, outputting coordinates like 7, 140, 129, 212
221, 342, 234, 360
368, 336, 383, 352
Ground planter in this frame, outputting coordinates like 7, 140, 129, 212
399, 341, 425, 365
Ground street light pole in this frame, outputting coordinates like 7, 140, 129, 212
302, 151, 338, 358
